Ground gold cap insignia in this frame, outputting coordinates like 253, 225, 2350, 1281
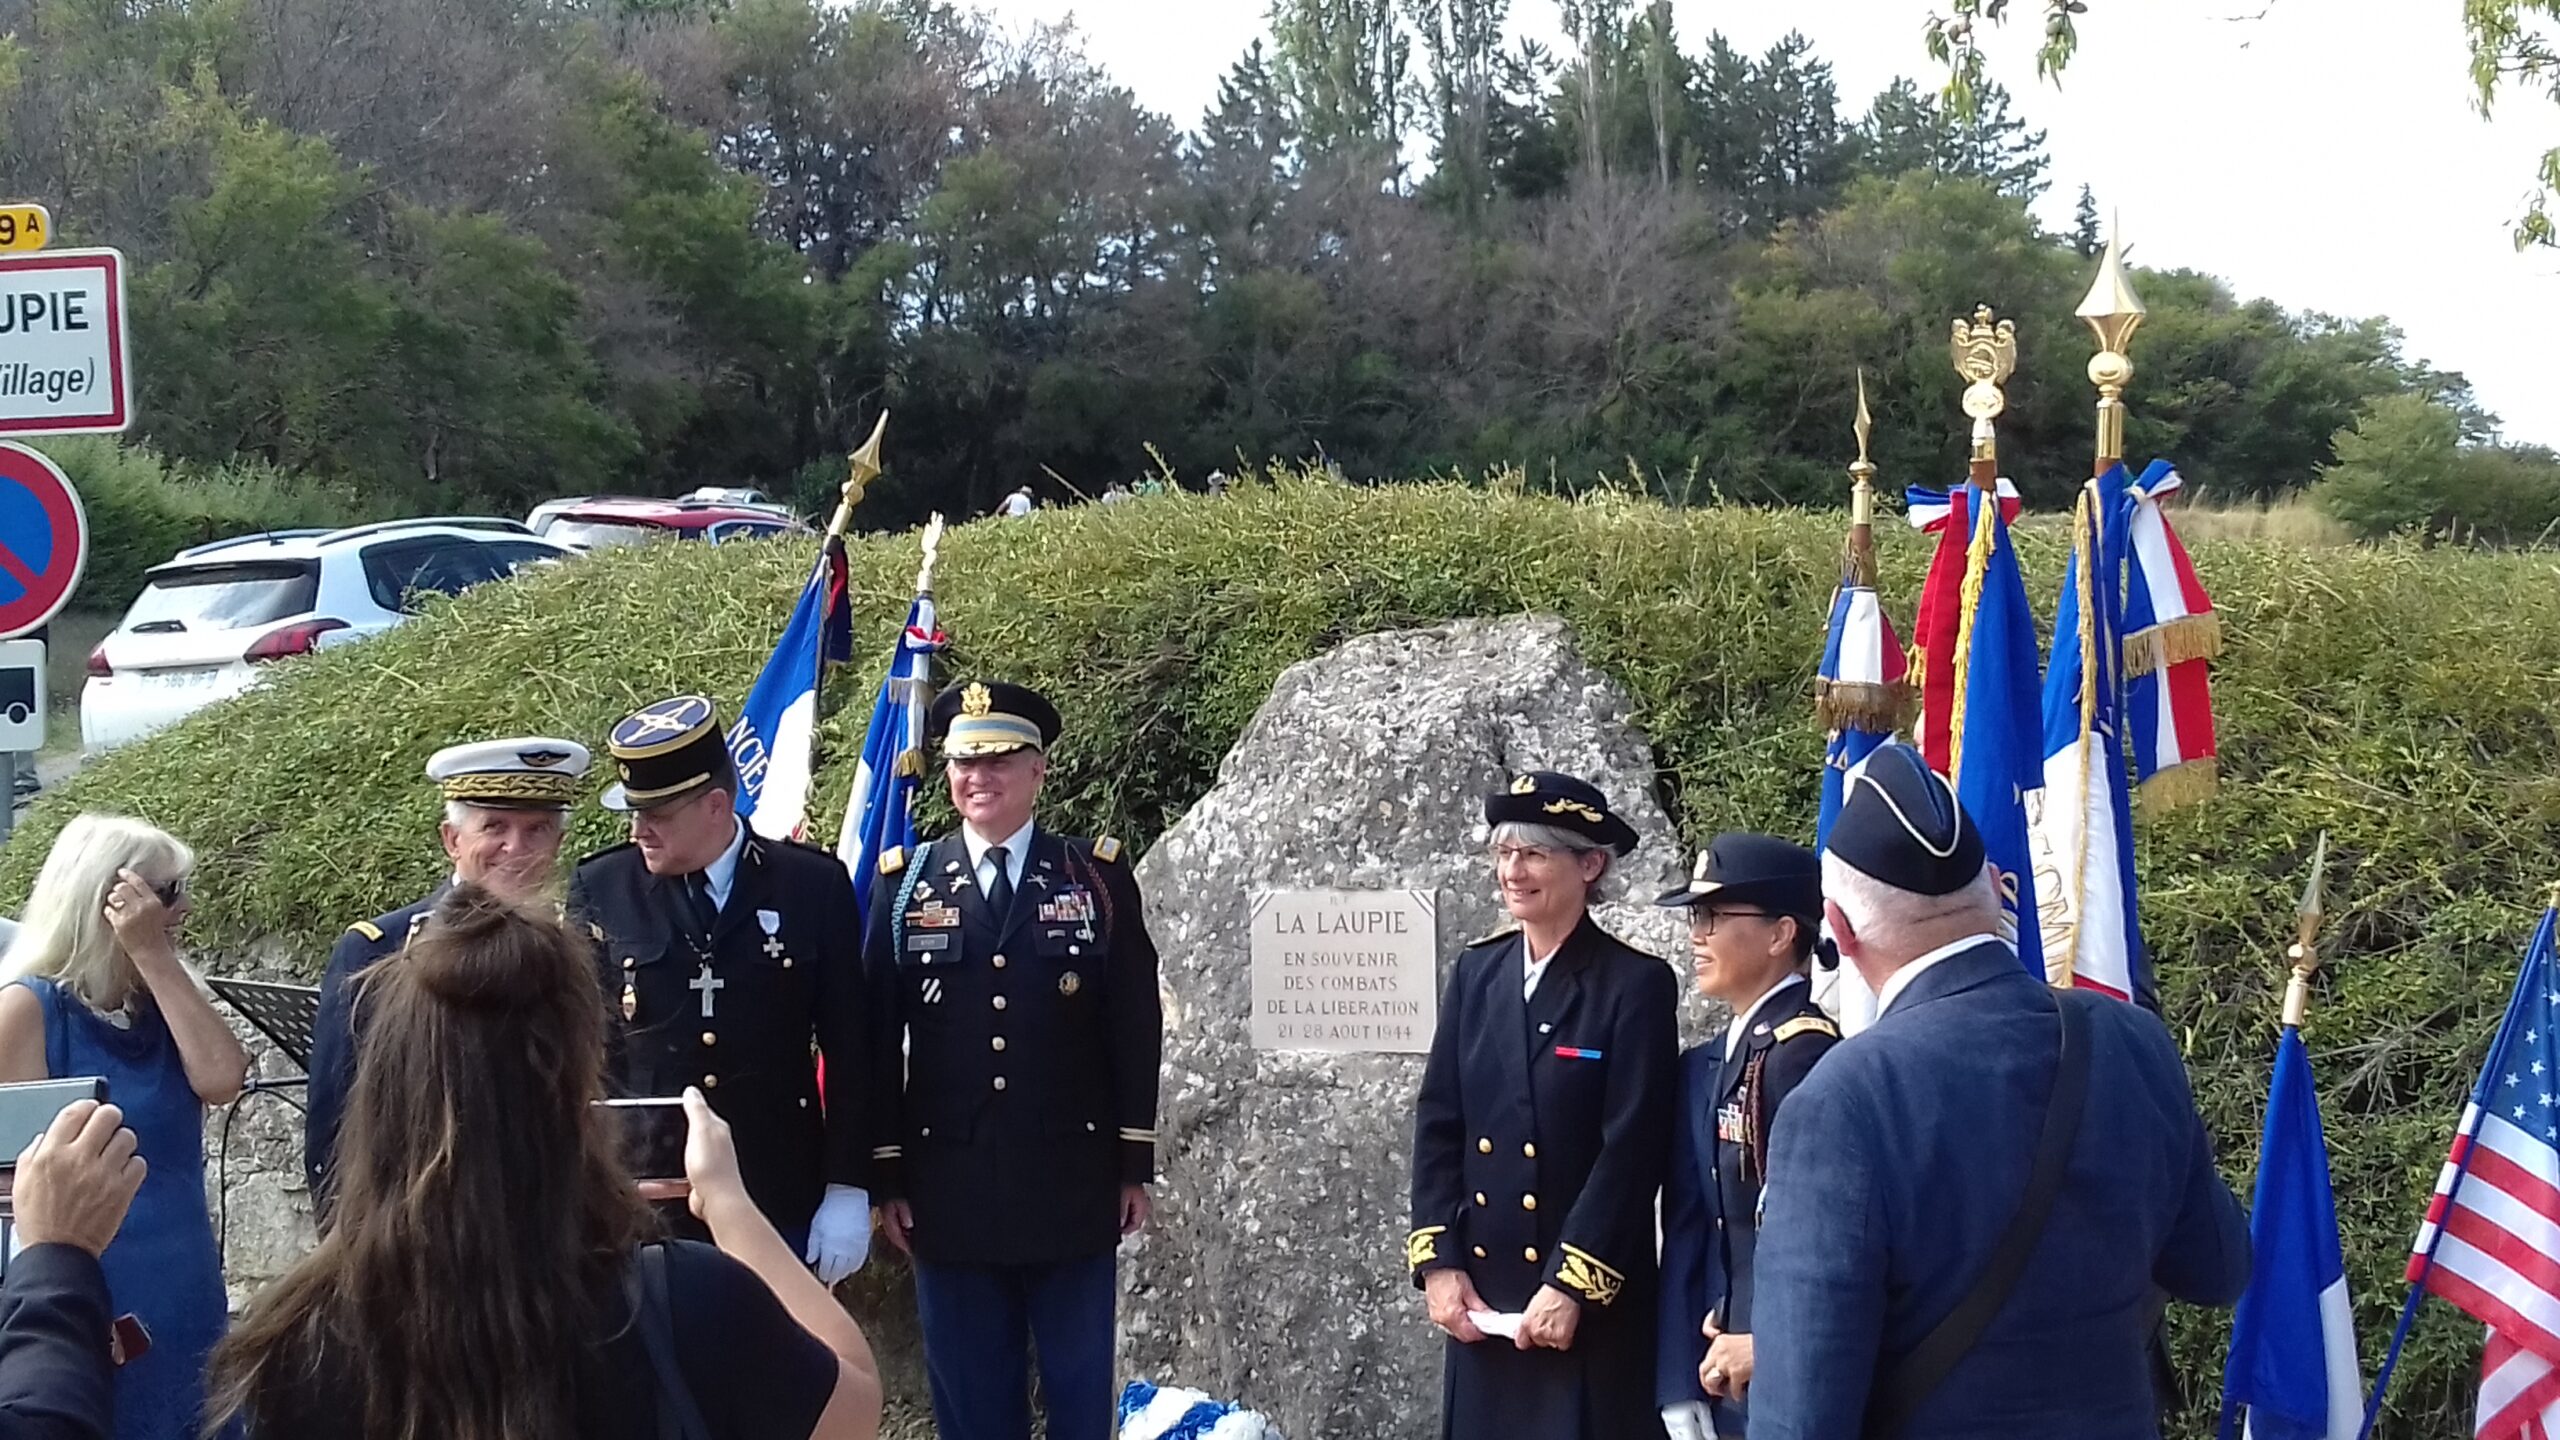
1509, 774, 1538, 795
1543, 797, 1604, 825
962, 681, 993, 717
1060, 971, 1081, 997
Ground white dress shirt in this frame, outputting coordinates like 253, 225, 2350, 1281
1522, 939, 1564, 1000
1723, 972, 1810, 1062
962, 819, 1035, 894
1872, 933, 2006, 1017
700, 817, 749, 913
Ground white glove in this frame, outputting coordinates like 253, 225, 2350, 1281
805, 1184, 871, 1285
1661, 1402, 1713, 1440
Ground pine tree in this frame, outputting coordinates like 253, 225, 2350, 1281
2072, 183, 2102, 258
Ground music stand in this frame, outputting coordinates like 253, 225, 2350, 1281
208, 979, 322, 1074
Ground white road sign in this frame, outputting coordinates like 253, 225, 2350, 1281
0, 248, 130, 437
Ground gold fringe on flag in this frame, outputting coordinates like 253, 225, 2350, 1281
2136, 757, 2219, 814
1944, 490, 2000, 789
2121, 611, 2223, 678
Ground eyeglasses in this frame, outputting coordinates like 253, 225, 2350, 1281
1489, 844, 1564, 866
1689, 908, 1773, 935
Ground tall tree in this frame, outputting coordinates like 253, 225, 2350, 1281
1267, 0, 1410, 167
1558, 0, 1632, 177
1639, 0, 1677, 188
1853, 75, 2047, 201
1744, 33, 1853, 230
1404, 0, 1506, 220
2071, 183, 2100, 258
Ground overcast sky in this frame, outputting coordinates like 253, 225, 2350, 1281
970, 0, 2560, 452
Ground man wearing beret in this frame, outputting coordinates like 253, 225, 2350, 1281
1409, 771, 1679, 1440
862, 679, 1160, 1440
1747, 744, 2249, 1440
1653, 834, 1837, 1440
305, 736, 590, 1217
570, 694, 872, 1282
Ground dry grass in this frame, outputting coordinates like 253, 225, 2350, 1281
2169, 494, 2351, 547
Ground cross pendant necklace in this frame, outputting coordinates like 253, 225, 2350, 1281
690, 963, 725, 1019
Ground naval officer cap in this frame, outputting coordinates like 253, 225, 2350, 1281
1483, 771, 1640, 857
599, 694, 736, 812
1826, 742, 1985, 896
928, 680, 1062, 758
426, 737, 591, 810
1655, 832, 1821, 920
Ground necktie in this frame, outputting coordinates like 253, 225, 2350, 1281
984, 845, 1014, 919
686, 873, 719, 941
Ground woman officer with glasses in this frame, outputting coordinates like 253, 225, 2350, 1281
1407, 772, 1680, 1440
1649, 833, 1839, 1440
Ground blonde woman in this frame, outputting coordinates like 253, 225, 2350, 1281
0, 814, 248, 1440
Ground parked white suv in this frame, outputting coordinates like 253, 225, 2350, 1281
80, 519, 575, 753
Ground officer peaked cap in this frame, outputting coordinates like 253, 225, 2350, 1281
1656, 831, 1821, 921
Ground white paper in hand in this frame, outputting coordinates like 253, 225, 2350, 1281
1467, 1309, 1525, 1340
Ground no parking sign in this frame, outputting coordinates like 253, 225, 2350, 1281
0, 443, 88, 639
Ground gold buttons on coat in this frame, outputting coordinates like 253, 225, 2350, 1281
1477, 1138, 1492, 1154
1523, 1247, 1540, 1264
702, 1032, 717, 1046
1523, 1142, 1537, 1159
1522, 1195, 1538, 1211
1472, 1246, 1487, 1259
993, 996, 1009, 1011
992, 1037, 1007, 1052
993, 1076, 1008, 1091
992, 954, 1008, 969
701, 1075, 718, 1089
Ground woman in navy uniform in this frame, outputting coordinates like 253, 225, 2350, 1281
1651, 834, 1838, 1439
1409, 772, 1680, 1440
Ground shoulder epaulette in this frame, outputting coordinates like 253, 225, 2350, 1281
879, 846, 907, 876
1092, 836, 1122, 863
1774, 1015, 1838, 1043
347, 920, 384, 942
1466, 927, 1521, 949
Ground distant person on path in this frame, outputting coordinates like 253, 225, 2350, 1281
1409, 772, 1678, 1440
0, 816, 249, 1440
0, 1097, 149, 1440
206, 887, 882, 1440
1001, 487, 1035, 518
305, 737, 589, 1216
1746, 745, 2250, 1440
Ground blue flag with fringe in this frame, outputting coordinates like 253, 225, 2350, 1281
729, 536, 851, 841
835, 588, 944, 924
1947, 479, 2044, 977
2219, 1025, 2359, 1440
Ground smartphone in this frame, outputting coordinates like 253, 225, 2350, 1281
0, 1078, 109, 1165
109, 1313, 151, 1366
595, 1097, 689, 1187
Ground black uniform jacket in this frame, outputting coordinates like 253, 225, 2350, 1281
0, 1244, 115, 1440
1409, 913, 1680, 1440
572, 834, 867, 1238
861, 828, 1161, 1267
304, 889, 440, 1215
1656, 980, 1838, 1431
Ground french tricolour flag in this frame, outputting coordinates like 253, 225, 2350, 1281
729, 537, 851, 841
2219, 1025, 2361, 1440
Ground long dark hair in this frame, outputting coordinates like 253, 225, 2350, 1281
207, 884, 650, 1440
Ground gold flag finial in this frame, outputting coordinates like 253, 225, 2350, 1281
1950, 305, 2018, 463
827, 411, 891, 539
1848, 369, 1878, 533
2280, 832, 2330, 1029
2077, 230, 2146, 472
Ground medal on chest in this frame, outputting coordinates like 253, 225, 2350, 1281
1037, 886, 1096, 926
757, 908, 791, 967
1716, 1101, 1748, 1145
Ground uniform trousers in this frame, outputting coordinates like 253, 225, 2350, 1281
913, 1251, 1116, 1440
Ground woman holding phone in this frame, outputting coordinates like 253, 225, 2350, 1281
206, 883, 882, 1440
0, 814, 249, 1440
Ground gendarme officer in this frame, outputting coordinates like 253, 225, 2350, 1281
862, 680, 1161, 1440
1410, 771, 1679, 1440
305, 736, 589, 1218
1653, 834, 1837, 1439
569, 694, 872, 1282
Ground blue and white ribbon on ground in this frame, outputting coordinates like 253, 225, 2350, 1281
1117, 1380, 1281, 1439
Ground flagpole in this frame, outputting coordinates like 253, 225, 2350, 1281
2077, 226, 2146, 480
2359, 882, 2560, 1440
828, 412, 891, 541
1848, 370, 1880, 590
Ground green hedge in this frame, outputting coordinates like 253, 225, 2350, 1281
22, 438, 376, 615
5, 476, 2551, 1438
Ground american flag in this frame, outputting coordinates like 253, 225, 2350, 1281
2410, 909, 2560, 1438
